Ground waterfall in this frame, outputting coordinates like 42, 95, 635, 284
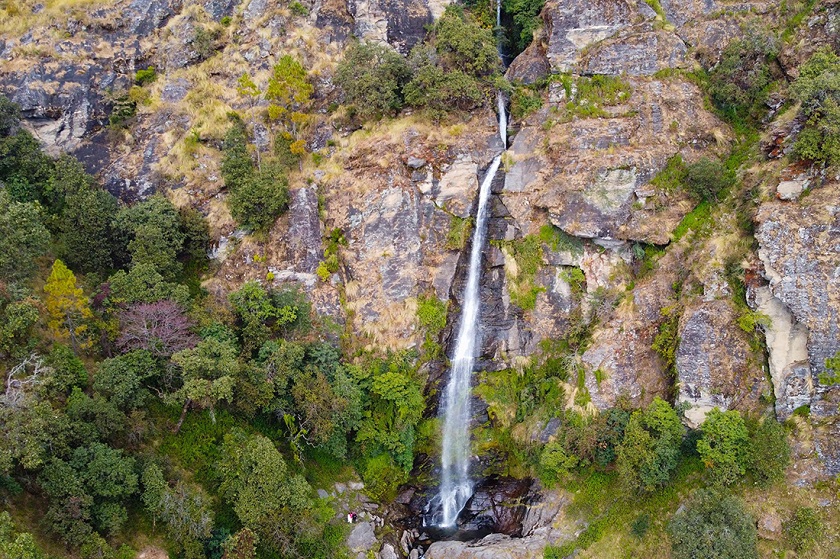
436, 92, 508, 529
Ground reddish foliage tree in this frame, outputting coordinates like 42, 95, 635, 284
117, 300, 198, 358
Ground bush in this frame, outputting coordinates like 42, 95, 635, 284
696, 408, 749, 486
707, 32, 778, 123
668, 489, 757, 559
405, 49, 485, 115
432, 5, 499, 77
502, 0, 546, 54
792, 49, 840, 166
784, 507, 824, 552
684, 157, 732, 201
228, 167, 290, 233
746, 417, 790, 486
135, 67, 157, 86
539, 441, 579, 486
336, 41, 411, 118
616, 397, 684, 492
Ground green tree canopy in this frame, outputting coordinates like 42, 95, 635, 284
0, 190, 50, 283
668, 489, 757, 559
616, 397, 684, 492
696, 408, 749, 486
336, 41, 411, 118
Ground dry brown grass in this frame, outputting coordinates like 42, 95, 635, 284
0, 0, 113, 36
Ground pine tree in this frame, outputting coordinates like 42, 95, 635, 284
44, 260, 93, 351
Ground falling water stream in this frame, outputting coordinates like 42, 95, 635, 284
436, 16, 508, 526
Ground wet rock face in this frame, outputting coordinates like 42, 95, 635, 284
754, 183, 840, 474
457, 477, 532, 536
675, 299, 768, 428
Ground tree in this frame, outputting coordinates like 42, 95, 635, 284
223, 528, 258, 559
106, 263, 191, 308
668, 489, 757, 559
58, 182, 119, 275
539, 441, 579, 486
142, 464, 214, 559
217, 431, 314, 555
117, 300, 198, 358
336, 41, 411, 118
404, 46, 484, 115
169, 338, 240, 431
0, 512, 50, 559
696, 408, 749, 486
432, 5, 500, 77
44, 260, 94, 351
616, 397, 684, 492
0, 95, 20, 136
0, 190, 50, 283
39, 443, 138, 542
93, 351, 159, 411
503, 0, 545, 53
229, 281, 298, 354
0, 293, 40, 358
784, 507, 824, 553
265, 55, 313, 136
227, 164, 290, 233
746, 416, 790, 486
115, 195, 186, 280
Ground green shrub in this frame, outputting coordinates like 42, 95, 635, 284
220, 15, 231, 26
510, 84, 542, 119
405, 50, 485, 116
784, 507, 824, 552
707, 32, 778, 123
539, 441, 579, 487
746, 417, 790, 486
616, 397, 684, 492
631, 513, 650, 539
502, 0, 546, 54
336, 41, 411, 119
289, 1, 308, 16
650, 154, 687, 194
792, 49, 840, 166
684, 157, 733, 201
696, 408, 749, 486
820, 351, 840, 385
432, 5, 499, 77
135, 66, 157, 86
668, 489, 758, 559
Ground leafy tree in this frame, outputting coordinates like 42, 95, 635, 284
223, 528, 258, 559
336, 41, 411, 118
792, 48, 840, 166
265, 55, 313, 146
93, 351, 159, 411
502, 0, 545, 53
0, 511, 50, 559
217, 431, 315, 555
170, 338, 240, 430
616, 397, 684, 492
708, 32, 778, 123
696, 408, 749, 486
784, 507, 824, 553
221, 117, 255, 190
668, 489, 757, 559
40, 443, 138, 542
141, 464, 213, 559
58, 180, 119, 275
178, 206, 212, 264
432, 5, 499, 77
45, 344, 89, 398
115, 195, 186, 280
0, 97, 54, 205
0, 291, 40, 357
404, 46, 484, 115
351, 352, 424, 472
0, 190, 50, 282
0, 95, 20, 136
44, 260, 94, 351
746, 416, 790, 486
66, 387, 127, 445
229, 281, 299, 354
539, 441, 579, 486
105, 263, 191, 308
227, 164, 290, 233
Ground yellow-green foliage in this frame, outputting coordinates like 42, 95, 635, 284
446, 215, 474, 250
416, 294, 448, 358
502, 234, 545, 311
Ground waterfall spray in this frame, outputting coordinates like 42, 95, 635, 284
435, 1, 507, 522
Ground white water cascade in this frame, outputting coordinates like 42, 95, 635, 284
436, 91, 507, 528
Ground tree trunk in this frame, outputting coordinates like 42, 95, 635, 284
173, 399, 191, 433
